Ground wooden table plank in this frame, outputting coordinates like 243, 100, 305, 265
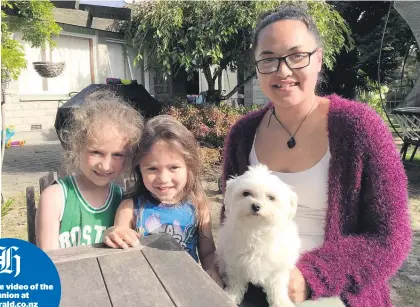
55, 257, 111, 307
142, 235, 236, 307
48, 235, 161, 264
98, 249, 175, 307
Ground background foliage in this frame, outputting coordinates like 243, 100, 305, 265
162, 102, 260, 167
1, 0, 61, 81
123, 0, 352, 101
322, 1, 419, 98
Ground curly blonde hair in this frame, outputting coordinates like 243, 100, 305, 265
125, 115, 210, 229
60, 89, 144, 174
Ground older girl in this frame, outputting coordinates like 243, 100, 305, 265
36, 90, 144, 251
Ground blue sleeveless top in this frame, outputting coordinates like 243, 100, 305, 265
134, 197, 199, 262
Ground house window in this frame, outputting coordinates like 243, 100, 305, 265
17, 33, 95, 95
98, 40, 134, 84
106, 41, 130, 80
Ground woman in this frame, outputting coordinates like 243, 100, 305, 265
221, 5, 411, 307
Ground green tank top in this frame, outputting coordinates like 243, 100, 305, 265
57, 176, 123, 248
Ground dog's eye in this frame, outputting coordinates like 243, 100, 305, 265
268, 195, 275, 201
243, 191, 252, 197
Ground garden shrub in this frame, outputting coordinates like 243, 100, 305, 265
162, 101, 260, 165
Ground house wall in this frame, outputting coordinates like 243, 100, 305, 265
4, 24, 145, 143
244, 78, 270, 106
3, 88, 66, 141
153, 72, 173, 103
96, 33, 144, 85
142, 52, 173, 103
195, 67, 271, 106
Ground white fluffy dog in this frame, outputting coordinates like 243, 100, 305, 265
217, 164, 300, 307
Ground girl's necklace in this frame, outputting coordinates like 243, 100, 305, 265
267, 98, 316, 149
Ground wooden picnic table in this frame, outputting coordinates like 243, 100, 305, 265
47, 234, 236, 307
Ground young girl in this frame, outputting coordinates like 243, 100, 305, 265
103, 115, 222, 285
35, 90, 144, 251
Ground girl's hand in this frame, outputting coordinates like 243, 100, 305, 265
103, 226, 141, 249
288, 267, 309, 303
206, 269, 224, 289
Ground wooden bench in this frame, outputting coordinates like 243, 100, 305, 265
25, 170, 134, 245
47, 234, 236, 307
26, 170, 61, 245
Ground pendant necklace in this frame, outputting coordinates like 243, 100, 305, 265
267, 98, 316, 149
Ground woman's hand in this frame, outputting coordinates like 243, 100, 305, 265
288, 267, 309, 303
103, 226, 141, 249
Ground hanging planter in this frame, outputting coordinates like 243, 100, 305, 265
33, 61, 66, 78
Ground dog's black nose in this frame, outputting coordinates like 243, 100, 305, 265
251, 203, 260, 212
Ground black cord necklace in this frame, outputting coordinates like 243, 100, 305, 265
268, 99, 316, 149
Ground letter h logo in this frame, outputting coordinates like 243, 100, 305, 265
0, 246, 21, 277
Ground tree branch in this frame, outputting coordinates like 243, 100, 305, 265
221, 72, 256, 100
212, 67, 220, 83
203, 64, 214, 91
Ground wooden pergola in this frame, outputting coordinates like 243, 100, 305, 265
51, 0, 131, 32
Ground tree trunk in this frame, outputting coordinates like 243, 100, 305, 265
203, 64, 214, 92
217, 69, 223, 94
203, 64, 224, 104
237, 61, 245, 105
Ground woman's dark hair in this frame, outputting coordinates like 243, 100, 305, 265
252, 5, 323, 52
252, 5, 326, 93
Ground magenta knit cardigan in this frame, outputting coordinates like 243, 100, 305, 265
221, 94, 412, 307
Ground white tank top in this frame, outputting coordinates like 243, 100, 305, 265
249, 135, 330, 253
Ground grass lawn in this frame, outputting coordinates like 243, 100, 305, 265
403, 147, 420, 162
1, 192, 38, 240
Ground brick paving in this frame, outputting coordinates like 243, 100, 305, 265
1, 141, 63, 198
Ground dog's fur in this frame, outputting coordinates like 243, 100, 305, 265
217, 164, 301, 307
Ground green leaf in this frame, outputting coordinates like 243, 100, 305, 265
1, 0, 61, 80
122, 0, 351, 91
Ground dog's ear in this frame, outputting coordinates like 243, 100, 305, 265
223, 177, 234, 214
288, 189, 298, 219
223, 176, 238, 214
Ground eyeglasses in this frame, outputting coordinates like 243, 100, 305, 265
255, 48, 318, 74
